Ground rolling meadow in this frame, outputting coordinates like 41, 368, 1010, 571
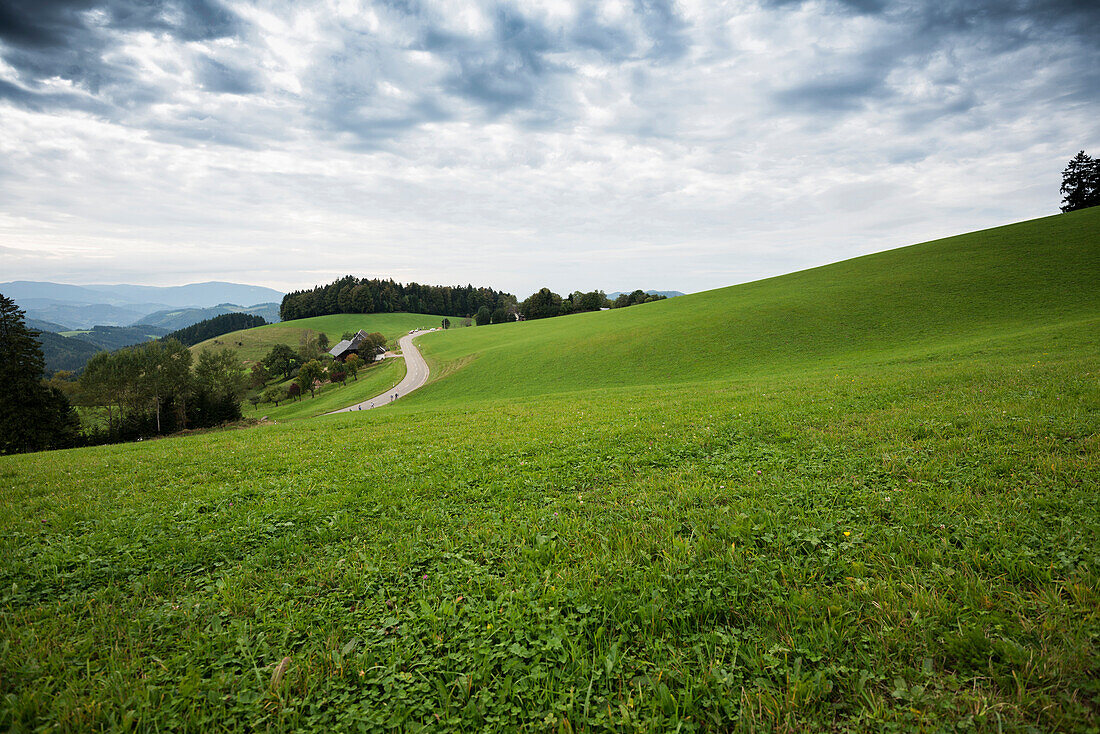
2, 209, 1098, 732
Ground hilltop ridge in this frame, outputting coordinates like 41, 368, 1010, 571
407, 208, 1099, 404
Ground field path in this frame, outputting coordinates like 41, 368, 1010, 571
326, 330, 432, 414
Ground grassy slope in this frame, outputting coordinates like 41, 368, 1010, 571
2, 209, 1098, 732
411, 209, 1099, 404
191, 312, 452, 364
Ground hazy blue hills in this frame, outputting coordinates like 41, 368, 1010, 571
135, 303, 281, 331
17, 299, 156, 329
1, 280, 285, 329
0, 281, 284, 309
84, 282, 284, 308
605, 289, 686, 299
25, 318, 70, 333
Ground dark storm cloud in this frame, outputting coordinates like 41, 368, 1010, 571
757, 0, 887, 14
0, 0, 240, 100
914, 0, 1100, 48
767, 0, 1100, 121
0, 0, 238, 48
428, 8, 555, 115
2, 0, 1097, 149
300, 0, 697, 145
0, 0, 98, 49
0, 0, 700, 145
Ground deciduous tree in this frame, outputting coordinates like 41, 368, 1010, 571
344, 353, 361, 380
137, 339, 193, 434
520, 288, 563, 320
194, 347, 246, 424
263, 343, 298, 379
250, 362, 269, 389
262, 385, 284, 406
297, 359, 324, 398
298, 330, 322, 361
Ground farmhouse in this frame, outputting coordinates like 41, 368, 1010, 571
328, 330, 386, 362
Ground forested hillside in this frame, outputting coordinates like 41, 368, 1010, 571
164, 312, 268, 346
280, 276, 515, 321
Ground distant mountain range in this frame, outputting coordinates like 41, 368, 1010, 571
16, 299, 160, 329
0, 280, 284, 329
0, 280, 283, 309
605, 290, 685, 300
136, 303, 281, 331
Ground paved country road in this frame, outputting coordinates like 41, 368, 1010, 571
326, 330, 432, 414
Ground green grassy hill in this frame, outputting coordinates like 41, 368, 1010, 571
411, 209, 1099, 404
2, 210, 1098, 732
191, 312, 454, 363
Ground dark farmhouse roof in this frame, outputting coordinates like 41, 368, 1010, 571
329, 330, 376, 360
328, 339, 352, 358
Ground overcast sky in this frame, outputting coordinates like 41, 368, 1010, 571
1, 0, 1097, 298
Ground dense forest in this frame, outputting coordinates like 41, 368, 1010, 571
280, 277, 516, 321
163, 312, 268, 346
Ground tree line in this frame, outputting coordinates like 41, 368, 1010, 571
280, 277, 517, 321
516, 288, 666, 321
162, 312, 268, 346
77, 341, 247, 442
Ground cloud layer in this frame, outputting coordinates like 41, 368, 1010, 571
1, 0, 1098, 296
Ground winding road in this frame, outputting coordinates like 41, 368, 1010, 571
327, 330, 432, 414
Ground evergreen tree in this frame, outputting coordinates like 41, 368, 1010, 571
1060, 151, 1100, 212
0, 293, 80, 454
